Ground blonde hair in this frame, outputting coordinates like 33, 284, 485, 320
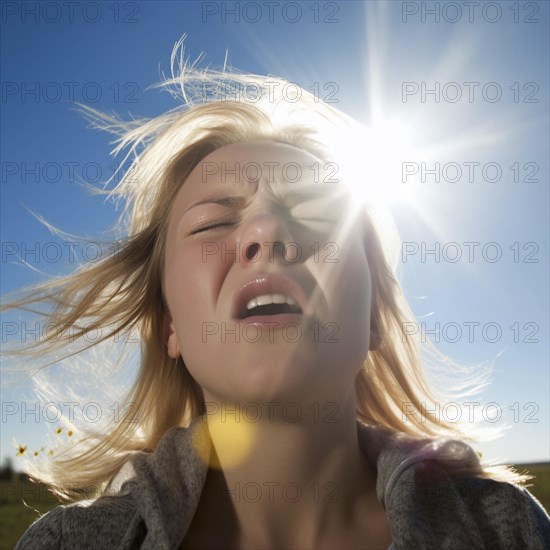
1, 39, 529, 499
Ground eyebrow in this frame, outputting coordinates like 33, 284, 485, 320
183, 195, 247, 215
182, 184, 343, 217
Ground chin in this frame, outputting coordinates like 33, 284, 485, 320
211, 348, 356, 409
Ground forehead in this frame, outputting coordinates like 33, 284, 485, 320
181, 141, 323, 198
198, 140, 320, 172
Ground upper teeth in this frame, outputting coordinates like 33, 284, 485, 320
246, 294, 297, 310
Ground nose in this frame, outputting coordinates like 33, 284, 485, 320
238, 210, 296, 265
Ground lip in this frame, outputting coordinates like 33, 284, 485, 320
231, 272, 310, 322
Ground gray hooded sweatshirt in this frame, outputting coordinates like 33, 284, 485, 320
14, 418, 550, 549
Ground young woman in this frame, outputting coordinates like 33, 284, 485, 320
7, 44, 550, 549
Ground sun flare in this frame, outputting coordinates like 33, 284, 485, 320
334, 119, 418, 210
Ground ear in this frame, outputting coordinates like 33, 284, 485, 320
163, 312, 181, 359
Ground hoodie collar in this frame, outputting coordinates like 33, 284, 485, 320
116, 417, 481, 548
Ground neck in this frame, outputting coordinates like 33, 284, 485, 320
200, 392, 381, 548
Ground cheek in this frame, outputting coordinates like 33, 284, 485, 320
310, 235, 372, 347
166, 244, 211, 329
164, 241, 229, 380
317, 234, 371, 305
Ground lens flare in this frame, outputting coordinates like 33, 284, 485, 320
193, 411, 258, 469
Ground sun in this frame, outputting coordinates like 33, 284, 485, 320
334, 119, 418, 210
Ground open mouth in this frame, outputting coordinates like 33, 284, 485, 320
232, 274, 308, 322
240, 294, 303, 319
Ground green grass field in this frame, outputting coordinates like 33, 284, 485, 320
1, 463, 549, 550
519, 462, 550, 512
1, 474, 59, 550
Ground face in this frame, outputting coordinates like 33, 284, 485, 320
163, 142, 374, 406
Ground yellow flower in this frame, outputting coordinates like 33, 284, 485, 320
67, 430, 73, 437
17, 445, 27, 456
33, 451, 39, 457
55, 427, 62, 435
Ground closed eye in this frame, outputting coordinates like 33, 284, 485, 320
189, 220, 238, 235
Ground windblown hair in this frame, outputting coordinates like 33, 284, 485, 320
1, 39, 529, 500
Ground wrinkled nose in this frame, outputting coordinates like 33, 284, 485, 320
238, 211, 295, 265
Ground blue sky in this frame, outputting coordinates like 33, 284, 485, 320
1, 1, 548, 466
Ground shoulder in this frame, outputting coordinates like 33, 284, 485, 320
359, 424, 550, 548
14, 506, 64, 550
14, 493, 144, 550
14, 423, 207, 549
399, 451, 550, 548
14, 445, 150, 549
455, 475, 550, 547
